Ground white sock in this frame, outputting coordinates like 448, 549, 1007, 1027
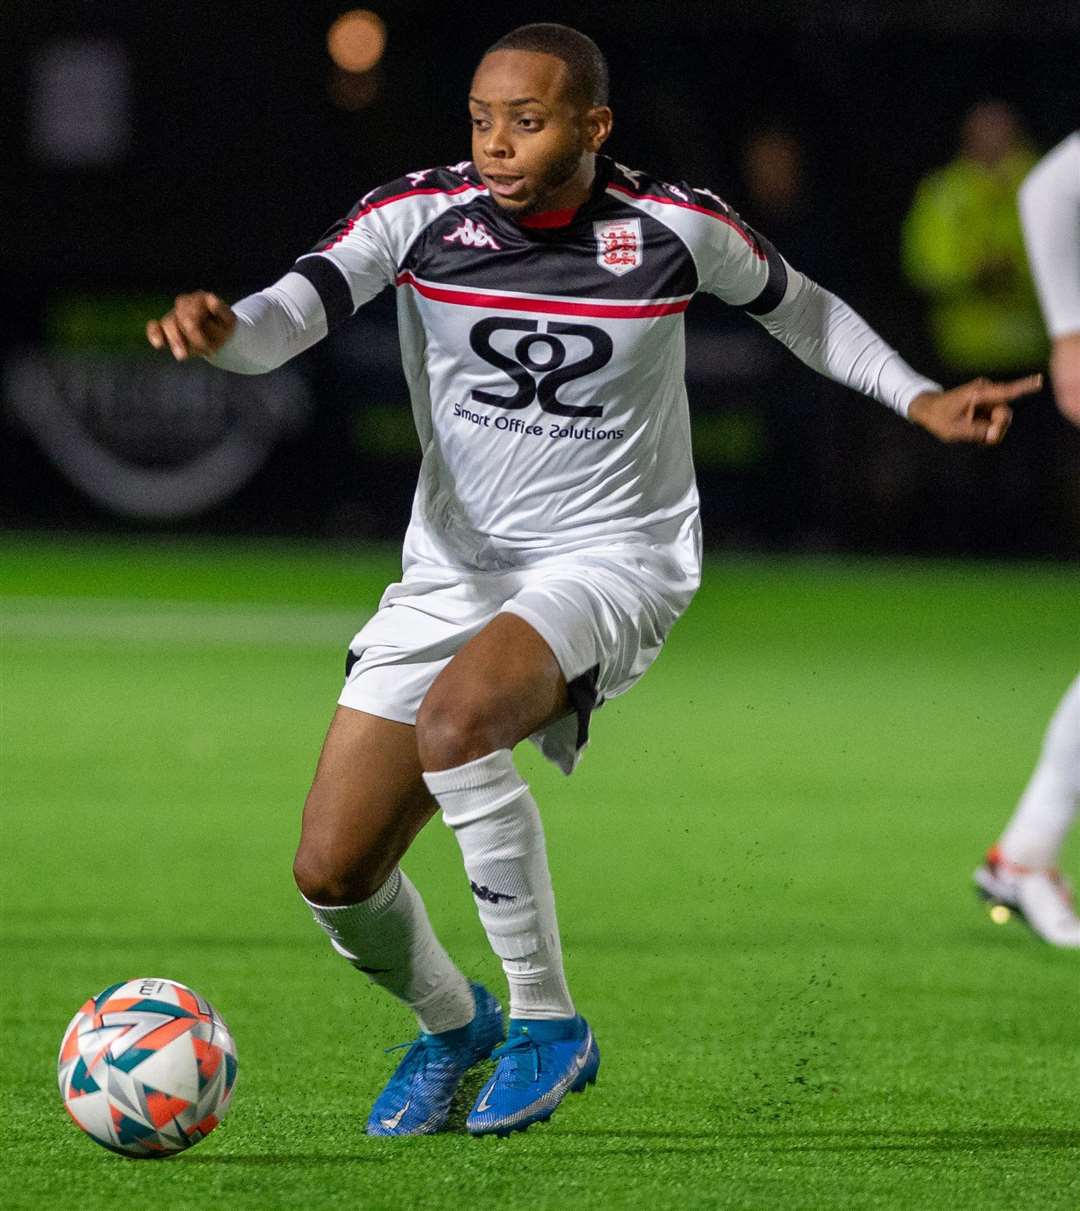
424, 749, 575, 1021
999, 675, 1080, 868
303, 868, 476, 1035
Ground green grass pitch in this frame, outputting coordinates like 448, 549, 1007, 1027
2, 534, 1078, 1210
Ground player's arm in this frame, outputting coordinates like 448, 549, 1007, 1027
146, 273, 329, 374
1018, 132, 1080, 427
146, 188, 399, 374
750, 256, 1039, 445
692, 193, 1040, 445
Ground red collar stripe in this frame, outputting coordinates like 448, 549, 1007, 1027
518, 207, 579, 229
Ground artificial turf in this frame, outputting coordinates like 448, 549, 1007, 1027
2, 533, 1078, 1210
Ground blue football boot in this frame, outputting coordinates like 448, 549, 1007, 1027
466, 1014, 599, 1137
365, 983, 504, 1136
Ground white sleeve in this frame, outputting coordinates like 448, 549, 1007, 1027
206, 272, 328, 375
754, 268, 942, 417
637, 184, 941, 415
1019, 132, 1080, 338
208, 171, 488, 375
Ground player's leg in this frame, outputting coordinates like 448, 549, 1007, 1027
975, 674, 1080, 947
417, 611, 576, 1021
998, 675, 1080, 868
294, 706, 475, 1029
294, 707, 434, 902
416, 611, 600, 1135
292, 707, 504, 1133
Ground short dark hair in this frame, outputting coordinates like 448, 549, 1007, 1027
484, 23, 609, 108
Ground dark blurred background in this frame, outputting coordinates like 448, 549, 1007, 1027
3, 1, 1078, 556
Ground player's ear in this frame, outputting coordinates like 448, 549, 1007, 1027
585, 106, 613, 152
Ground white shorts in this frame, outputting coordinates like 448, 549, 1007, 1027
338, 547, 697, 774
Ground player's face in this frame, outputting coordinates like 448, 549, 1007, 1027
469, 50, 612, 218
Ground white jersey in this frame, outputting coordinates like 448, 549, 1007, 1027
212, 156, 939, 579
1019, 132, 1080, 338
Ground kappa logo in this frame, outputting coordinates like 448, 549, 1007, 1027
614, 162, 645, 191
407, 169, 434, 188
694, 186, 732, 214
594, 217, 642, 276
444, 217, 502, 250
470, 881, 517, 904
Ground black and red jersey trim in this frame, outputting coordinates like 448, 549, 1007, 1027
293, 255, 354, 327
316, 181, 485, 252
606, 182, 765, 258
742, 231, 788, 315
295, 156, 789, 331
394, 272, 692, 319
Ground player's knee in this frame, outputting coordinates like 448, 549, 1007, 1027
415, 684, 500, 771
292, 843, 387, 906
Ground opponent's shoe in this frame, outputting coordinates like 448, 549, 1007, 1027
365, 982, 504, 1136
974, 847, 1080, 948
466, 1014, 599, 1137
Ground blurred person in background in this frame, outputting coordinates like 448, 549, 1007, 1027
974, 131, 1080, 949
740, 128, 834, 286
902, 101, 1045, 375
737, 128, 842, 543
147, 24, 1042, 1139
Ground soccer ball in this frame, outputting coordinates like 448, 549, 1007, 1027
57, 977, 238, 1158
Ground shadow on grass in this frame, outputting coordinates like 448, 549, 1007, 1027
557, 1127, 1080, 1153
176, 1127, 1079, 1163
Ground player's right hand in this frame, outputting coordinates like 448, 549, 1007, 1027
146, 292, 236, 361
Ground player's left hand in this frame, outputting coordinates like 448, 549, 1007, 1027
907, 373, 1042, 446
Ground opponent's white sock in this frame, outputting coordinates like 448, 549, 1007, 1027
998, 675, 1080, 869
303, 869, 476, 1035
425, 749, 575, 1021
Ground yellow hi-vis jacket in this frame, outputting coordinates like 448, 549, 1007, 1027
902, 150, 1047, 372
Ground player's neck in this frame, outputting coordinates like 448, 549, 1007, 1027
517, 156, 599, 229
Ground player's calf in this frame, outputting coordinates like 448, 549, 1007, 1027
294, 709, 479, 1054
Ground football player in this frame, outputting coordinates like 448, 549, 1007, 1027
148, 24, 1042, 1133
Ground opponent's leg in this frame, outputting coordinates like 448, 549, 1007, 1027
293, 707, 504, 1133
416, 612, 599, 1135
998, 675, 1080, 869
975, 675, 1080, 947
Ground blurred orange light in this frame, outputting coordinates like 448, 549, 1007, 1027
327, 10, 386, 74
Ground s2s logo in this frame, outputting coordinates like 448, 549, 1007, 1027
469, 318, 613, 418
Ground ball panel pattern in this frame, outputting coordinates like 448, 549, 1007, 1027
57, 978, 237, 1158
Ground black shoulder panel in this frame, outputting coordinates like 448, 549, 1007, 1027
307, 162, 482, 254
